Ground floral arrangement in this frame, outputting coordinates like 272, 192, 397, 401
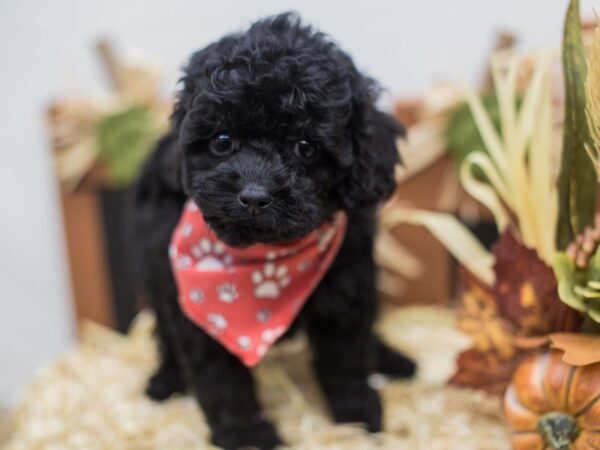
383, 1, 600, 447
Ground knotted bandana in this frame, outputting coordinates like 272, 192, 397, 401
169, 200, 347, 366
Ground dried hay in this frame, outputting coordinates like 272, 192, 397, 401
3, 306, 510, 449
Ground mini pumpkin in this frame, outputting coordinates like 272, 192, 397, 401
504, 350, 600, 450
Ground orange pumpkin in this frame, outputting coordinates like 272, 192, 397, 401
504, 350, 600, 450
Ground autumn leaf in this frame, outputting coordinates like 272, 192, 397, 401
451, 232, 582, 394
550, 332, 600, 366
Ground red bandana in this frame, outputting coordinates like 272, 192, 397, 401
169, 200, 347, 366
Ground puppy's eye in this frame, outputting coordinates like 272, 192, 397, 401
210, 133, 235, 156
294, 139, 320, 163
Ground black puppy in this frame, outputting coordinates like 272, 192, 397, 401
132, 13, 415, 449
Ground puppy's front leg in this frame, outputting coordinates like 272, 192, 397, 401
306, 316, 381, 432
304, 285, 382, 433
178, 318, 282, 450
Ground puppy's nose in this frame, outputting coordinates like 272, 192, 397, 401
237, 183, 273, 215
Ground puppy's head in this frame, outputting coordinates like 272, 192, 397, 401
171, 13, 403, 247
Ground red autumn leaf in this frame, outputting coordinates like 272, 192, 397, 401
492, 231, 581, 336
450, 231, 583, 394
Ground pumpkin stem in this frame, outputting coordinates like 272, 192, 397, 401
537, 412, 580, 450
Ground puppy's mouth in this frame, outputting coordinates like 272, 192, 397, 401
194, 198, 321, 248
205, 216, 318, 248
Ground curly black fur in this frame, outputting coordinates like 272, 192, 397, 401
131, 13, 416, 449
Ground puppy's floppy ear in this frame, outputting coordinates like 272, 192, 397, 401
338, 77, 405, 213
161, 43, 223, 191
171, 42, 221, 134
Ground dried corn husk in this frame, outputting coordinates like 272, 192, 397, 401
380, 206, 495, 286
460, 54, 559, 265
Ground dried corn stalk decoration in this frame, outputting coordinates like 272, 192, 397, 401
460, 53, 558, 264
382, 52, 561, 289
380, 206, 495, 286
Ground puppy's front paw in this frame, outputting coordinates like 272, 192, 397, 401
329, 383, 382, 433
145, 363, 186, 401
376, 340, 417, 379
212, 418, 283, 450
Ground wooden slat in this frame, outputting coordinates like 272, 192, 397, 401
59, 189, 115, 327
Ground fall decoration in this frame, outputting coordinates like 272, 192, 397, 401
48, 41, 171, 190
550, 333, 600, 366
379, 205, 495, 287
553, 217, 600, 325
556, 0, 597, 251
377, 29, 561, 301
411, 0, 600, 399
459, 52, 558, 264
552, 8, 600, 326
385, 33, 562, 285
504, 350, 600, 450
450, 267, 521, 395
393, 44, 583, 394
450, 233, 581, 394
445, 92, 522, 180
586, 23, 600, 170
565, 215, 600, 269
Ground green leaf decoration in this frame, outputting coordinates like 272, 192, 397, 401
553, 250, 600, 324
556, 0, 597, 250
588, 245, 600, 282
553, 253, 587, 312
97, 106, 160, 187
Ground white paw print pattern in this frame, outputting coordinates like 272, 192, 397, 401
255, 308, 272, 323
261, 326, 286, 343
216, 282, 238, 303
191, 238, 233, 271
237, 335, 252, 350
207, 313, 228, 331
174, 255, 193, 270
180, 222, 194, 238
189, 288, 204, 304
251, 262, 291, 299
297, 260, 311, 273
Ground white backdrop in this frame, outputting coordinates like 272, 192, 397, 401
1, 0, 599, 402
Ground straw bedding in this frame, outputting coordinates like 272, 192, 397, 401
2, 306, 510, 449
